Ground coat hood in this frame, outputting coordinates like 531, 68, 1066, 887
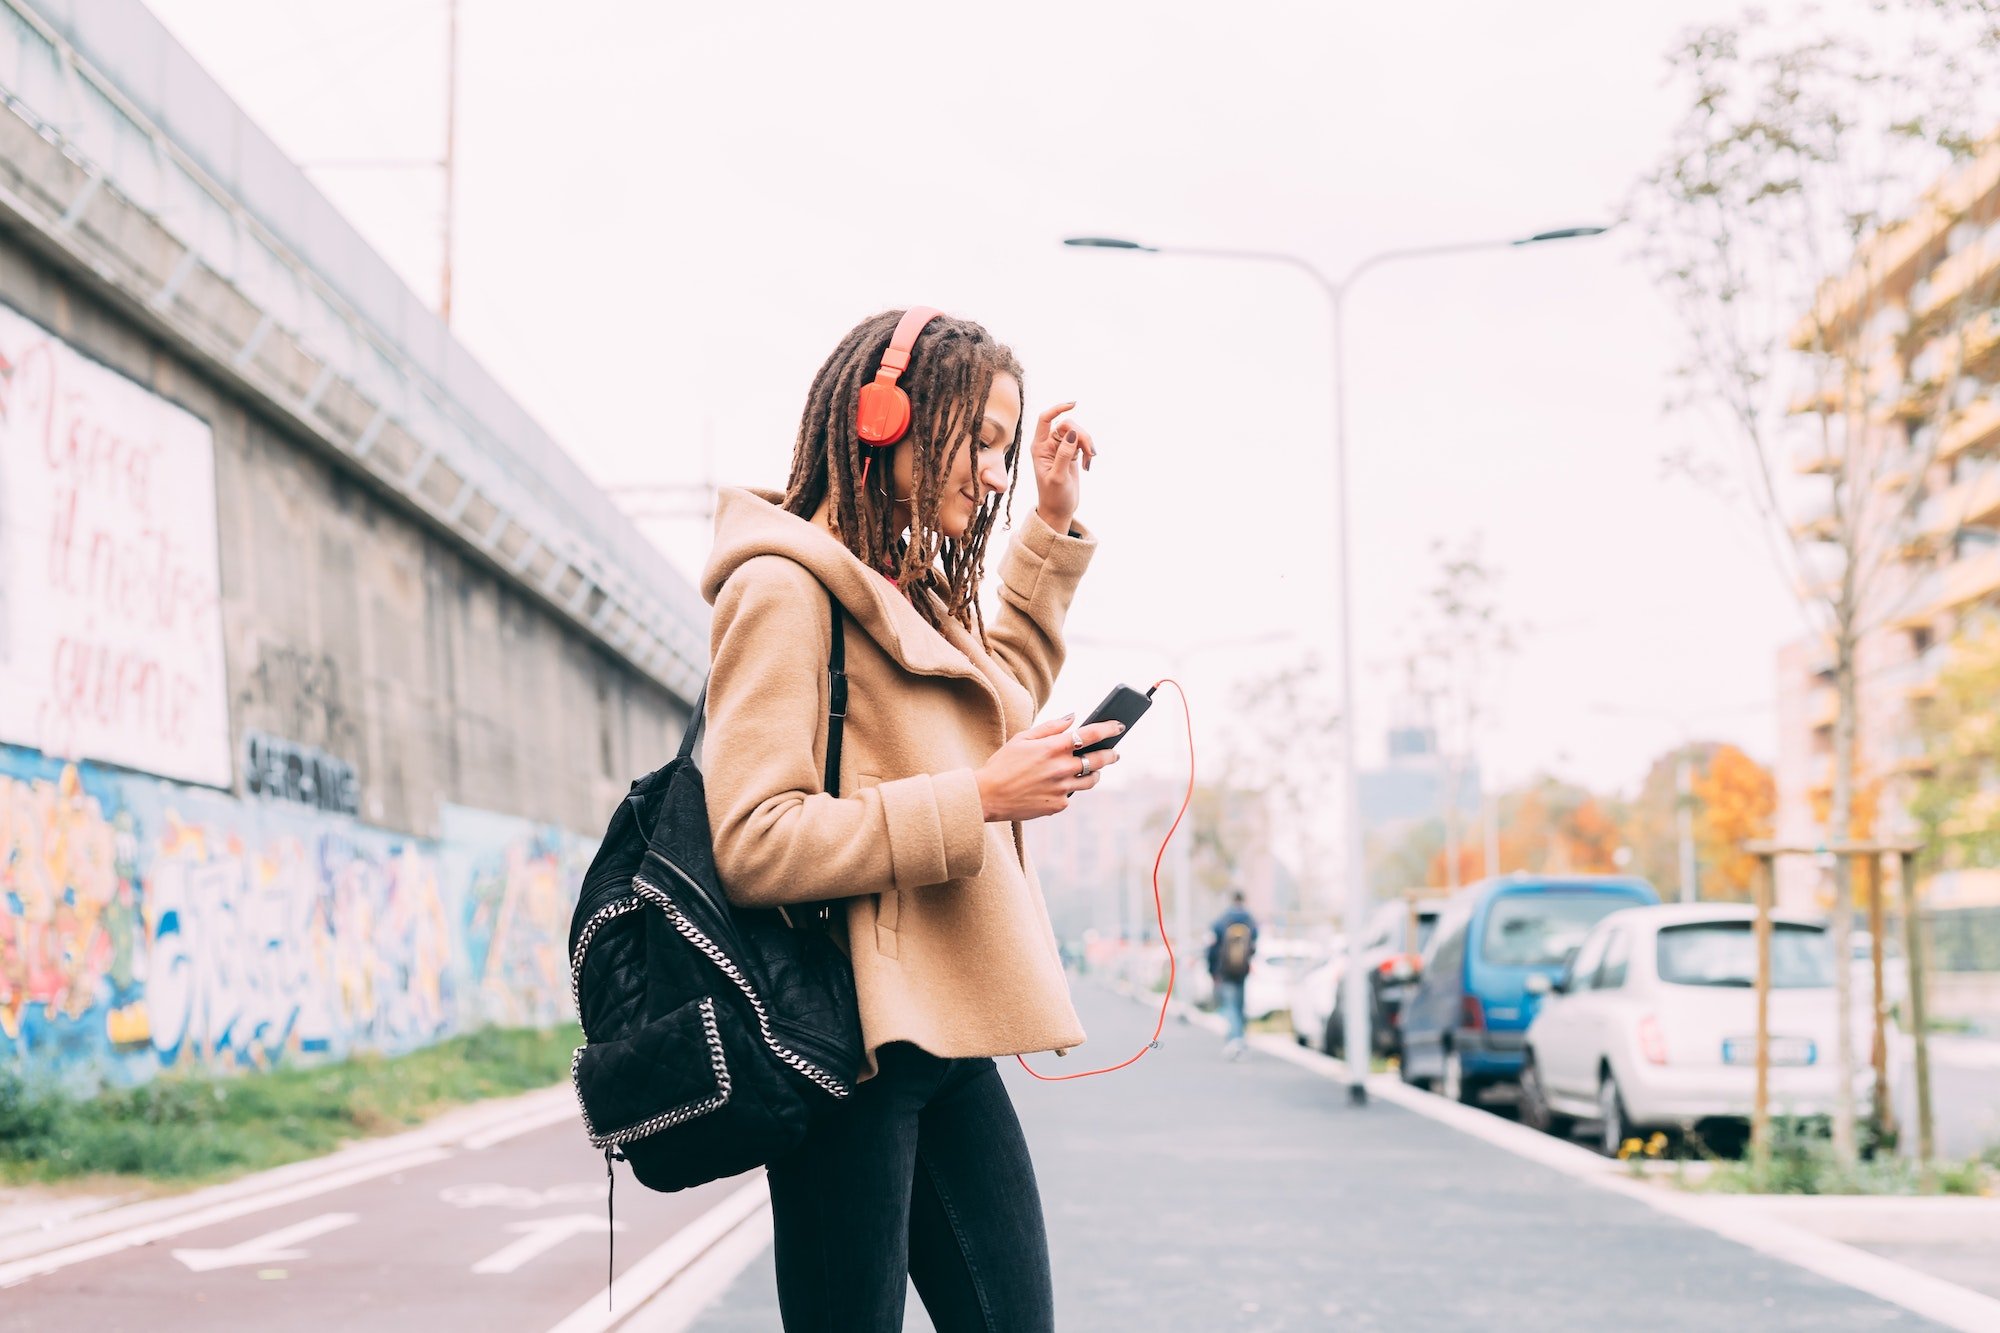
701, 486, 988, 686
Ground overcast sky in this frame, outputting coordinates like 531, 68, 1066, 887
145, 0, 1819, 798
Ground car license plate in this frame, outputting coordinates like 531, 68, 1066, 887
1722, 1038, 1815, 1066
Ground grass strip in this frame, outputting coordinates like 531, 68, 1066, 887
0, 1024, 581, 1188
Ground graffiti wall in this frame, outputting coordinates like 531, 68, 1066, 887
0, 743, 595, 1088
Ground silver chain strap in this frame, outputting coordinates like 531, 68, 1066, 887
634, 868, 851, 1100
569, 894, 645, 1025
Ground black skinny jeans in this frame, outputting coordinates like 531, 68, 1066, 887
765, 1042, 1055, 1332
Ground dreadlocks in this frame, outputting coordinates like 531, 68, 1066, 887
783, 309, 1025, 635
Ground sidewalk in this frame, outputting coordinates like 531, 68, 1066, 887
684, 981, 1971, 1332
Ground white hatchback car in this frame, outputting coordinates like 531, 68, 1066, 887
1519, 904, 1877, 1155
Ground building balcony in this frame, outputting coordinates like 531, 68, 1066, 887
1962, 310, 2000, 377
1794, 214, 1948, 350
1904, 647, 1947, 702
1788, 377, 1844, 417
1912, 456, 2000, 540
1793, 437, 1847, 475
1885, 734, 1938, 777
1790, 500, 1841, 543
1937, 395, 2000, 462
1910, 222, 2000, 327
1887, 571, 1944, 630
1891, 377, 1946, 423
1941, 543, 2000, 610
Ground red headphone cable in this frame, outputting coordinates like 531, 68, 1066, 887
1016, 677, 1191, 1082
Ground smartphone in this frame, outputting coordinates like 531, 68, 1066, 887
1073, 684, 1152, 755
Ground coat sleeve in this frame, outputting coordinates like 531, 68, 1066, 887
703, 557, 988, 907
981, 510, 1097, 711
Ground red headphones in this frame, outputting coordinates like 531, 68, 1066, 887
856, 306, 944, 450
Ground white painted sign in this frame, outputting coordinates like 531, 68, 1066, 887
471, 1214, 620, 1275
0, 302, 231, 786
171, 1212, 358, 1273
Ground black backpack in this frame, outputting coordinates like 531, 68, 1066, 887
1217, 922, 1254, 982
567, 587, 863, 1194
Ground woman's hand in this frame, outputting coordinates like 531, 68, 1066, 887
1028, 402, 1096, 534
974, 713, 1123, 822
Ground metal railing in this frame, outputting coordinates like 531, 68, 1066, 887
0, 0, 706, 702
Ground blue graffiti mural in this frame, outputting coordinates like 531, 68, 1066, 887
1, 743, 595, 1088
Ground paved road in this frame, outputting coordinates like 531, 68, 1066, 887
0, 1093, 727, 1333
691, 982, 1946, 1333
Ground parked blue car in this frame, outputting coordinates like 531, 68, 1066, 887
1397, 875, 1660, 1104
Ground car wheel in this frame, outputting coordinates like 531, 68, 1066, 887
1598, 1070, 1635, 1158
1518, 1053, 1575, 1138
1442, 1047, 1480, 1105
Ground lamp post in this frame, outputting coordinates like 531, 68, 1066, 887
1065, 226, 1608, 1104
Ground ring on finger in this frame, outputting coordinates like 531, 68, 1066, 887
1076, 756, 1092, 779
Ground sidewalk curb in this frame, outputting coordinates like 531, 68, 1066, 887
0, 1081, 576, 1267
1115, 984, 2000, 1333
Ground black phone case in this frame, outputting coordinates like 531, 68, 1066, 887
1075, 684, 1151, 755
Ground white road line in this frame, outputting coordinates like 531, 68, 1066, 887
171, 1212, 359, 1273
472, 1214, 620, 1276
0, 1148, 450, 1290
462, 1097, 585, 1152
544, 1176, 771, 1333
615, 1207, 775, 1333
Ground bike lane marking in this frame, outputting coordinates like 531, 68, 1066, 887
0, 1149, 451, 1290
545, 1176, 770, 1333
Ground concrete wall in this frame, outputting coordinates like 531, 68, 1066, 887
0, 226, 693, 1087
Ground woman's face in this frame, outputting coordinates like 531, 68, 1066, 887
892, 372, 1022, 540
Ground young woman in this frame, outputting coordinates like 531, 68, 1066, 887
699, 307, 1115, 1332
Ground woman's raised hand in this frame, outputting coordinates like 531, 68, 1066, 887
1029, 402, 1095, 534
973, 713, 1123, 822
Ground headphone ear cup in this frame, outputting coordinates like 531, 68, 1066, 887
856, 381, 913, 445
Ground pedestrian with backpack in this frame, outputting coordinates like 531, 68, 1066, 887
695, 308, 1115, 1332
1208, 891, 1259, 1060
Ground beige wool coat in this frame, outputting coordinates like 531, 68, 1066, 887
699, 487, 1093, 1080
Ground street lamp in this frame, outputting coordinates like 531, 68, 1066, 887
1065, 224, 1610, 1104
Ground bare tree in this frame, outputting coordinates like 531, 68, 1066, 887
1632, 1, 2000, 1163
1224, 654, 1344, 921
1396, 537, 1515, 887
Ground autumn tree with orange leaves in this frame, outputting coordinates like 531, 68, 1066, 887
1691, 744, 1777, 901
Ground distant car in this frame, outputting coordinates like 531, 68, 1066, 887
1289, 945, 1342, 1052
1398, 875, 1661, 1103
1520, 904, 1877, 1155
1324, 898, 1445, 1058
1244, 938, 1323, 1022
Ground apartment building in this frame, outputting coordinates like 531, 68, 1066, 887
1775, 143, 2000, 914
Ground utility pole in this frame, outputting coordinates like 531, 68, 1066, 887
1483, 780, 1501, 879
1676, 745, 1699, 903
440, 0, 460, 325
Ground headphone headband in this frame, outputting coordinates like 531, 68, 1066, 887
855, 306, 944, 448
